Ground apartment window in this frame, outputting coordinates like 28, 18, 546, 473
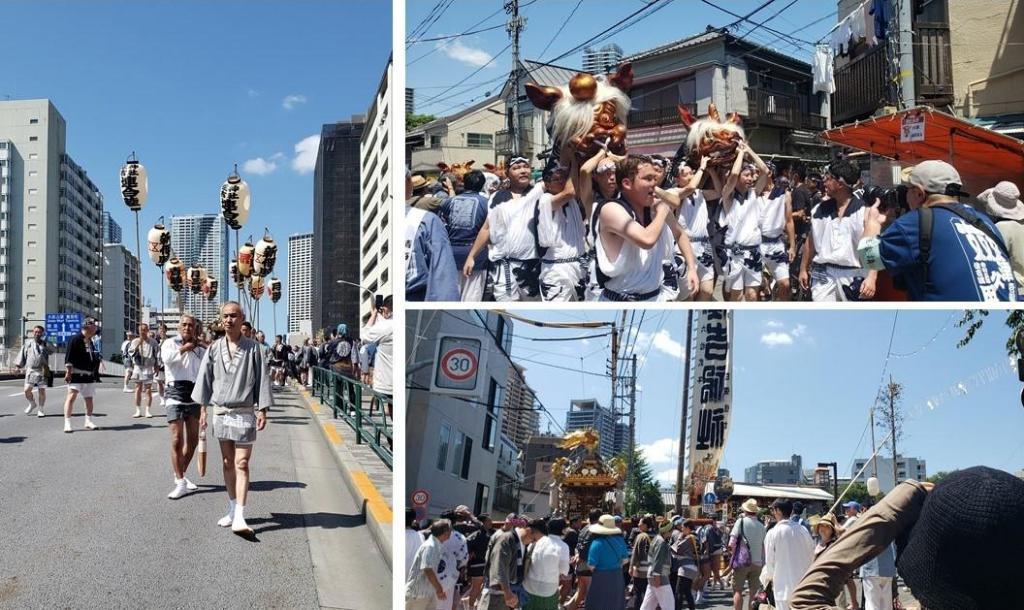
474, 483, 490, 515
28, 171, 38, 177
449, 430, 466, 477
29, 153, 38, 160
29, 136, 38, 142
429, 134, 442, 149
483, 378, 502, 452
28, 189, 38, 195
460, 437, 473, 479
466, 133, 493, 149
29, 119, 39, 124
436, 422, 452, 471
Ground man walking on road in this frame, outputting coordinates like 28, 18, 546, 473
16, 325, 52, 417
761, 499, 814, 610
63, 317, 101, 433
121, 331, 136, 392
162, 314, 206, 500
193, 301, 272, 537
130, 323, 160, 418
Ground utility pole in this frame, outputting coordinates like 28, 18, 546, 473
869, 406, 878, 478
897, 0, 916, 108
505, 0, 526, 156
627, 354, 637, 495
888, 375, 899, 486
675, 311, 693, 515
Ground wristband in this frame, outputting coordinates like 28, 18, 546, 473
857, 237, 885, 270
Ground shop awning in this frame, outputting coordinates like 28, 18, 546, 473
820, 106, 1024, 193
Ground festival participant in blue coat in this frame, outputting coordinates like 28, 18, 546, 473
858, 160, 1019, 301
438, 169, 490, 301
405, 172, 461, 302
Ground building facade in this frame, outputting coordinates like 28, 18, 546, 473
502, 363, 539, 450
745, 454, 803, 485
852, 454, 927, 493
565, 398, 622, 458
406, 310, 515, 518
406, 87, 415, 115
407, 96, 504, 173
496, 60, 580, 164
101, 244, 140, 360
582, 43, 624, 74
522, 434, 570, 499
360, 58, 393, 326
140, 306, 182, 335
169, 214, 228, 324
0, 99, 104, 349
102, 211, 122, 244
287, 233, 313, 335
312, 119, 364, 338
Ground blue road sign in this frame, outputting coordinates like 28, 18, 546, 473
45, 313, 82, 345
703, 492, 717, 505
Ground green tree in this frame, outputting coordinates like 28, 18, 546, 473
843, 482, 874, 506
406, 113, 437, 131
618, 448, 666, 516
956, 310, 1024, 355
926, 471, 953, 484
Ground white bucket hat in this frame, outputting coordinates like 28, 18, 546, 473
589, 514, 621, 536
978, 181, 1024, 221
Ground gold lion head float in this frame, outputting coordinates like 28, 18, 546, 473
679, 103, 745, 167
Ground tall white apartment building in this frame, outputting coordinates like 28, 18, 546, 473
101, 243, 141, 359
0, 99, 103, 349
582, 43, 624, 74
169, 214, 228, 324
359, 57, 393, 325
287, 233, 312, 335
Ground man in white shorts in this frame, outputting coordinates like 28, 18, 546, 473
799, 159, 877, 301
121, 331, 136, 392
162, 314, 205, 499
154, 323, 169, 406
759, 170, 796, 301
719, 142, 770, 301
595, 155, 698, 301
537, 164, 587, 301
661, 155, 719, 300
16, 325, 52, 417
62, 317, 100, 433
130, 323, 160, 418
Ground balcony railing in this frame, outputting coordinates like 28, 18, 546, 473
746, 88, 826, 131
627, 104, 696, 129
832, 43, 891, 124
914, 23, 954, 104
495, 129, 533, 158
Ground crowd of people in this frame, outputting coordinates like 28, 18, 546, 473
406, 147, 1021, 302
407, 467, 1021, 610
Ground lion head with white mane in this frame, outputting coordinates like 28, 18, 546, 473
526, 64, 634, 161
679, 103, 745, 167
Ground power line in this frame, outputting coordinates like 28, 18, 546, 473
699, 0, 817, 46
407, 0, 457, 44
408, 23, 506, 44
408, 3, 508, 66
543, 0, 675, 66
537, 0, 584, 59
415, 42, 513, 109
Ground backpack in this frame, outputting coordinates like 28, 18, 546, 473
911, 204, 1011, 296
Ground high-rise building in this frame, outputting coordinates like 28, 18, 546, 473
103, 211, 122, 244
287, 233, 313, 335
502, 363, 539, 450
360, 58, 393, 325
582, 43, 624, 74
405, 87, 415, 115
745, 455, 803, 485
565, 399, 622, 458
312, 118, 364, 337
101, 244, 140, 359
0, 99, 104, 348
169, 214, 228, 324
852, 455, 927, 493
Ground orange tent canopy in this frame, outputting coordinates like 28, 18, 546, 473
820, 106, 1024, 194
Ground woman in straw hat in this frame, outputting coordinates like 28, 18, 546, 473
978, 180, 1024, 287
812, 512, 843, 557
584, 514, 630, 610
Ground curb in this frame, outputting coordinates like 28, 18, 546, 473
292, 383, 393, 569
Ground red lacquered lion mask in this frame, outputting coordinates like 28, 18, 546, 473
525, 64, 634, 160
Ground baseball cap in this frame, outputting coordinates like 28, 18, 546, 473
902, 160, 970, 197
842, 501, 862, 510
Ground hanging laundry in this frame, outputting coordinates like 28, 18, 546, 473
813, 46, 836, 95
871, 0, 890, 41
830, 14, 853, 56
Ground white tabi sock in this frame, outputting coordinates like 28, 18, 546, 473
218, 499, 237, 527
232, 503, 248, 529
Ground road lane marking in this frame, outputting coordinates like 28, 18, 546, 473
321, 423, 341, 444
351, 470, 392, 524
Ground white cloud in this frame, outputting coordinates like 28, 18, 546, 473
791, 324, 808, 337
636, 329, 685, 359
655, 468, 678, 484
764, 320, 784, 329
639, 438, 679, 465
282, 94, 308, 110
247, 88, 259, 98
241, 157, 278, 175
760, 332, 794, 347
437, 40, 493, 67
291, 135, 320, 174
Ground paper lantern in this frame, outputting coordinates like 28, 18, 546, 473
238, 241, 255, 277
165, 257, 185, 292
220, 169, 251, 230
249, 275, 264, 300
204, 277, 219, 301
229, 260, 243, 286
866, 477, 881, 496
253, 234, 278, 277
267, 277, 282, 303
146, 224, 171, 266
187, 266, 208, 294
119, 155, 148, 211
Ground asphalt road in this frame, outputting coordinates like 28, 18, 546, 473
0, 378, 390, 609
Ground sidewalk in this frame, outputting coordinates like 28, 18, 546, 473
293, 381, 394, 569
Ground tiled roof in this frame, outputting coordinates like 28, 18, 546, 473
623, 30, 725, 62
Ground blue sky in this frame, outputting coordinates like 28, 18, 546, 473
507, 309, 1024, 485
2, 1, 391, 333
406, 0, 839, 118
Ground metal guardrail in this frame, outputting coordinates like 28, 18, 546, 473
311, 366, 393, 469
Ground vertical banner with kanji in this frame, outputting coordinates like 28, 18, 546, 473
687, 310, 733, 507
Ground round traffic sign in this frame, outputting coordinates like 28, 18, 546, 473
440, 347, 478, 382
412, 489, 430, 506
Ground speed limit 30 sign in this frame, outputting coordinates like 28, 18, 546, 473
441, 347, 478, 382
431, 335, 485, 395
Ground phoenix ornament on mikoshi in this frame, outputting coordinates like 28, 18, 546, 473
678, 103, 745, 167
165, 256, 186, 292
220, 166, 251, 231
253, 231, 278, 277
187, 265, 208, 294
525, 64, 634, 161
119, 153, 148, 212
267, 278, 282, 304
146, 222, 171, 266
238, 241, 255, 277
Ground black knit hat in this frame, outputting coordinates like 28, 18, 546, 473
897, 466, 1024, 610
